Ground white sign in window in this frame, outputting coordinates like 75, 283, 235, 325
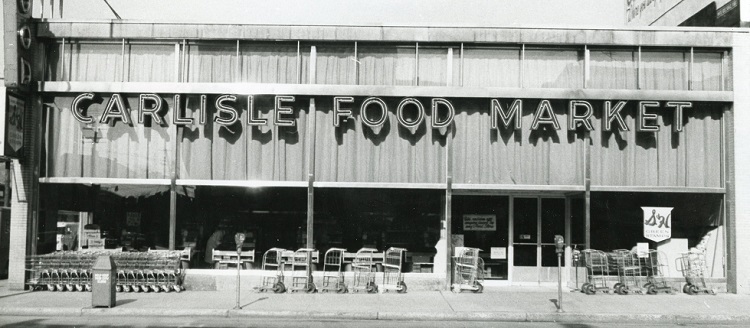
463, 214, 496, 231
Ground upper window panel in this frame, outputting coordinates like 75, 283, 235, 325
240, 43, 299, 84
523, 48, 583, 89
357, 45, 416, 86
417, 47, 459, 87
313, 44, 356, 85
186, 43, 237, 83
462, 47, 520, 88
641, 50, 688, 90
692, 52, 723, 91
589, 49, 637, 89
46, 42, 122, 82
126, 43, 176, 82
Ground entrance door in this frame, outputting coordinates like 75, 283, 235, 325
511, 197, 566, 284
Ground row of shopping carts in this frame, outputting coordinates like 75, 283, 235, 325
26, 250, 185, 293
580, 249, 715, 295
257, 247, 408, 294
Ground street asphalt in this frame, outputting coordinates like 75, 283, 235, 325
1, 282, 749, 324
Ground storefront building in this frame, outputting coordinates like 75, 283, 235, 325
3, 8, 748, 291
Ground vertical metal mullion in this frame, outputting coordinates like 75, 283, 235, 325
721, 50, 727, 91
446, 47, 453, 87
309, 45, 317, 84
236, 40, 240, 82
181, 40, 188, 83
584, 45, 590, 89
415, 42, 419, 86
637, 46, 642, 90
689, 47, 694, 91
508, 196, 514, 283
537, 197, 542, 284
296, 41, 301, 84
60, 38, 66, 81
354, 42, 359, 85
460, 43, 464, 87
121, 39, 126, 82
174, 42, 180, 83
520, 44, 525, 88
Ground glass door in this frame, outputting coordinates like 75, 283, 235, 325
511, 196, 566, 284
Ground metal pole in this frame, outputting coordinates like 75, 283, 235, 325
235, 250, 241, 309
557, 252, 564, 313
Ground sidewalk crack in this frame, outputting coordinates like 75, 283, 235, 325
439, 291, 456, 312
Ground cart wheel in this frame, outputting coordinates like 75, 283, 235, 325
397, 282, 407, 294
472, 283, 483, 294
173, 285, 182, 293
613, 283, 622, 291
683, 283, 691, 294
273, 282, 285, 293
306, 282, 317, 293
647, 285, 657, 295
152, 286, 161, 293
617, 285, 628, 295
580, 283, 590, 293
336, 283, 347, 294
690, 285, 700, 295
162, 286, 171, 293
116, 285, 123, 293
122, 285, 130, 293
366, 283, 376, 294
585, 284, 595, 295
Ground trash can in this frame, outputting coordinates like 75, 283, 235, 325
92, 255, 116, 308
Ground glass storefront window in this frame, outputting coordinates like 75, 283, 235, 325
641, 50, 689, 90
523, 48, 583, 88
186, 43, 237, 83
357, 45, 416, 86
46, 42, 123, 82
462, 47, 520, 88
239, 42, 299, 84
589, 49, 637, 89
315, 188, 441, 273
590, 192, 724, 278
39, 184, 171, 254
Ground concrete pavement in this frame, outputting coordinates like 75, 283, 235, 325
1, 282, 749, 324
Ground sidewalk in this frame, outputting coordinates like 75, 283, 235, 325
1, 282, 749, 324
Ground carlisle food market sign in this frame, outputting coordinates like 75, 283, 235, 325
69, 93, 694, 135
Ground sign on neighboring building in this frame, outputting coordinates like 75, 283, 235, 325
642, 206, 673, 242
0, 89, 26, 158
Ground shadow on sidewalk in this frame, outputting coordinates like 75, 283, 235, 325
240, 297, 267, 309
0, 291, 32, 300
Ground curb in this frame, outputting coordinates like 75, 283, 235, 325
1, 307, 750, 324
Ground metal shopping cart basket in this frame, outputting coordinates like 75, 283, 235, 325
580, 249, 611, 295
319, 248, 347, 293
451, 247, 484, 293
676, 251, 716, 295
644, 249, 673, 294
289, 248, 317, 293
257, 248, 286, 293
351, 247, 379, 293
381, 247, 407, 293
611, 249, 646, 295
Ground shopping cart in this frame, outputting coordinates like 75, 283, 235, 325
319, 248, 347, 293
451, 247, 484, 293
257, 248, 286, 293
289, 248, 317, 293
351, 247, 379, 293
676, 251, 716, 295
381, 247, 407, 293
611, 249, 646, 295
644, 249, 673, 294
580, 249, 612, 295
